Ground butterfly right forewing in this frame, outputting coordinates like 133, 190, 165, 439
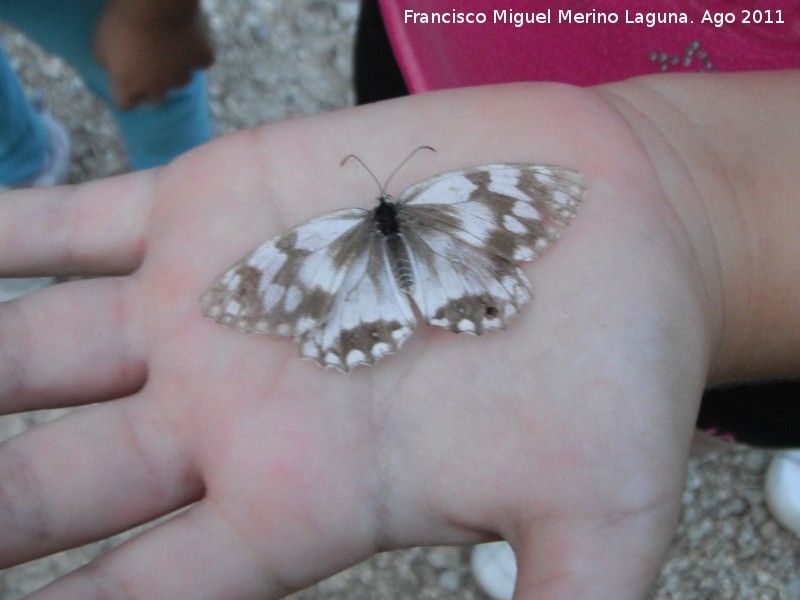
399, 164, 585, 262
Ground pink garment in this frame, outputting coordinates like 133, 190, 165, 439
380, 0, 800, 91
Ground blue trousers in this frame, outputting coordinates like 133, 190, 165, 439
0, 0, 211, 184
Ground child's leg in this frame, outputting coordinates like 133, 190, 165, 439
0, 0, 211, 170
0, 43, 49, 186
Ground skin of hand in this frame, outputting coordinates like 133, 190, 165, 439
0, 74, 798, 599
93, 0, 214, 109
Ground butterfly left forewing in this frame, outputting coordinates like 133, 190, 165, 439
200, 208, 369, 336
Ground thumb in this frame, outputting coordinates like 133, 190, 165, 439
511, 509, 678, 600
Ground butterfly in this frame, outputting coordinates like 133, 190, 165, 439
200, 149, 586, 372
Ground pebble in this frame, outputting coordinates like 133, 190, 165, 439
759, 520, 779, 541
438, 570, 461, 592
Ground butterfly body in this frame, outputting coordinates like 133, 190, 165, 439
371, 195, 415, 293
201, 163, 586, 372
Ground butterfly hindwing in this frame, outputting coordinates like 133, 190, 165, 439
297, 229, 416, 371
400, 222, 531, 334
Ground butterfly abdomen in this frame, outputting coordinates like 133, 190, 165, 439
387, 234, 414, 292
373, 195, 415, 293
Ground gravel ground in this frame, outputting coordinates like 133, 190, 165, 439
1, 1, 799, 598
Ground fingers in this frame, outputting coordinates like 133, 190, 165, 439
0, 277, 147, 413
26, 503, 284, 600
0, 171, 153, 277
0, 396, 201, 569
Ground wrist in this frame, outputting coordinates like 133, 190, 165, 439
599, 72, 800, 384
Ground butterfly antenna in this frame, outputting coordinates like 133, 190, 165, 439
382, 146, 436, 192
340, 146, 436, 194
340, 154, 383, 192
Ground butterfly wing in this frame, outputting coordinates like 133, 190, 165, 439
297, 229, 416, 371
399, 222, 532, 334
395, 164, 585, 333
200, 208, 371, 336
398, 164, 585, 262
200, 208, 416, 371
200, 162, 586, 370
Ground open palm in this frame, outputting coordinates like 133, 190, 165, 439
0, 84, 713, 599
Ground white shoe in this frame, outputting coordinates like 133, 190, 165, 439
471, 541, 517, 600
765, 450, 800, 536
0, 98, 69, 301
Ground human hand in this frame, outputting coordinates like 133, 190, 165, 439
93, 0, 214, 109
0, 84, 720, 599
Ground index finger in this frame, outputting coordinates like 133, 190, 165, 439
0, 171, 154, 277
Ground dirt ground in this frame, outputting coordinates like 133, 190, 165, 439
1, 1, 799, 598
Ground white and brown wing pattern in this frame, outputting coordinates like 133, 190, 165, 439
200, 208, 370, 337
201, 161, 586, 372
296, 226, 416, 371
200, 208, 417, 371
394, 164, 585, 333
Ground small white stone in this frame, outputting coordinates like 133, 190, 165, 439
471, 542, 517, 600
765, 450, 800, 536
438, 570, 461, 592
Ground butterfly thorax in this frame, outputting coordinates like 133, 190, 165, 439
373, 194, 400, 236
373, 194, 414, 293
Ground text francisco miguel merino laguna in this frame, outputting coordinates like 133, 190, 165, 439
404, 8, 695, 28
